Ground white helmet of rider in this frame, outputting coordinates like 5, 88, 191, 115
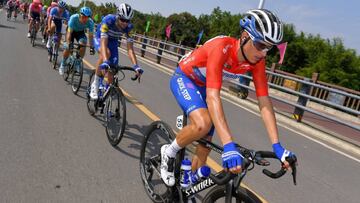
240, 9, 283, 45
117, 3, 134, 20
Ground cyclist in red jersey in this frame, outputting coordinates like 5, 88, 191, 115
160, 9, 297, 186
27, 0, 42, 38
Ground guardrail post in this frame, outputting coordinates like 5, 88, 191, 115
293, 78, 312, 122
141, 37, 148, 57
268, 63, 277, 83
310, 72, 319, 96
177, 46, 186, 62
157, 40, 165, 64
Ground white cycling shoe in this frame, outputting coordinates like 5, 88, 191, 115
89, 82, 99, 100
59, 64, 65, 75
160, 144, 175, 187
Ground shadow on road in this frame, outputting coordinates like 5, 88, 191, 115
112, 122, 147, 160
0, 24, 15, 29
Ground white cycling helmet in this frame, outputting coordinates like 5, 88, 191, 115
117, 3, 134, 20
240, 9, 283, 45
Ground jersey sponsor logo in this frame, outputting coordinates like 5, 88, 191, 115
222, 44, 232, 54
177, 78, 192, 100
222, 70, 243, 80
184, 178, 215, 196
101, 24, 109, 33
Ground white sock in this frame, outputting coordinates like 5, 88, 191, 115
165, 139, 182, 158
46, 38, 51, 48
93, 74, 99, 87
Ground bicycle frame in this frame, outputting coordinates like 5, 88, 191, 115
175, 112, 296, 202
175, 113, 247, 201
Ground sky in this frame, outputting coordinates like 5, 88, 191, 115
67, 0, 360, 53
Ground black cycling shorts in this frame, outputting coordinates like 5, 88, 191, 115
30, 11, 40, 22
70, 30, 87, 44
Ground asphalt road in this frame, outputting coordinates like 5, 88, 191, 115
1, 12, 360, 203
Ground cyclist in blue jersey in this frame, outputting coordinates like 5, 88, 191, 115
46, 1, 70, 54
89, 3, 143, 99
59, 7, 95, 75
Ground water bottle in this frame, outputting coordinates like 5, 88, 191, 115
180, 159, 192, 188
190, 165, 211, 185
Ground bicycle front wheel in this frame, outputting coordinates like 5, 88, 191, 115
31, 28, 36, 47
63, 62, 71, 81
52, 44, 58, 69
202, 185, 262, 203
105, 87, 126, 146
139, 121, 179, 203
71, 59, 84, 94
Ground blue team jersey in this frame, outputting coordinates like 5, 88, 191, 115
95, 14, 133, 41
50, 7, 70, 21
68, 14, 94, 33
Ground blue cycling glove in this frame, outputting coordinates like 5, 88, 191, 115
99, 60, 110, 70
272, 142, 295, 162
133, 64, 144, 74
222, 142, 243, 169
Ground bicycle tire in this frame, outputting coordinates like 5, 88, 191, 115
71, 59, 83, 94
139, 121, 179, 203
63, 60, 71, 81
86, 72, 96, 115
52, 44, 58, 69
31, 28, 36, 47
202, 185, 262, 203
104, 87, 126, 146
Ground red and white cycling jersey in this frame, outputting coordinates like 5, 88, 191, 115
178, 36, 269, 97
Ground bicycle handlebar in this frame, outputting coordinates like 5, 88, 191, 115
256, 151, 297, 185
198, 138, 297, 186
117, 66, 141, 82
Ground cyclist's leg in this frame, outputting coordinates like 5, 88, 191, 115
34, 14, 40, 32
46, 20, 56, 48
160, 68, 213, 186
189, 86, 214, 170
77, 31, 87, 58
60, 30, 74, 73
90, 37, 111, 99
169, 70, 213, 149
192, 136, 212, 170
105, 40, 119, 85
27, 12, 34, 37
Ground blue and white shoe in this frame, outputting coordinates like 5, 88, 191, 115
160, 144, 175, 187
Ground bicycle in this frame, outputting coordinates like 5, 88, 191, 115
139, 114, 297, 203
6, 6, 12, 21
48, 33, 60, 70
62, 43, 85, 94
86, 65, 140, 146
30, 19, 39, 47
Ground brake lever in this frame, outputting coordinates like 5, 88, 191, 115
131, 74, 140, 82
285, 156, 297, 185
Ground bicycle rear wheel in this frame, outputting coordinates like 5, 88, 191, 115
202, 185, 262, 203
139, 121, 181, 203
104, 87, 126, 146
71, 59, 84, 94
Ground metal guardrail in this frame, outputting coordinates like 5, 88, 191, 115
119, 33, 360, 131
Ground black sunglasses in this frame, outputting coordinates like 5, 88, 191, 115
119, 18, 130, 23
